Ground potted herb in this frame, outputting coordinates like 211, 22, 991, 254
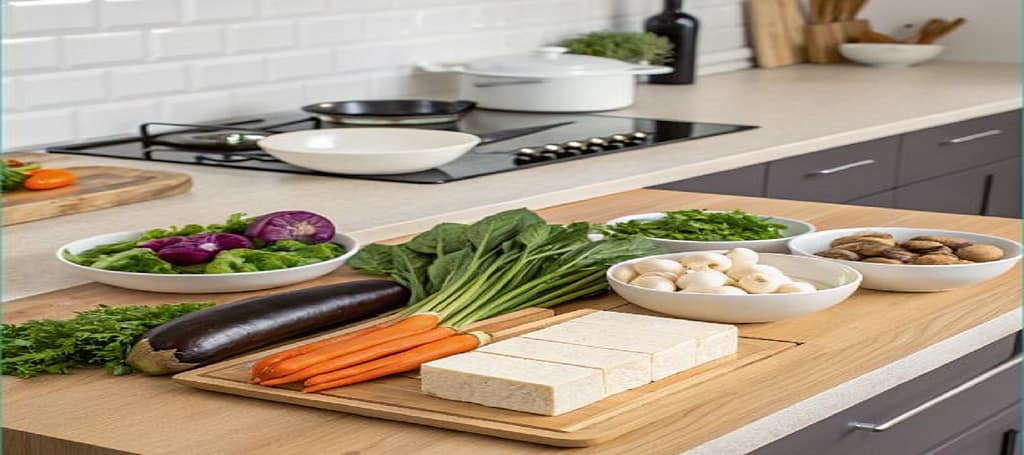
562, 31, 673, 64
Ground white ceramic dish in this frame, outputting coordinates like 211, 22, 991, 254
788, 227, 1021, 292
839, 43, 944, 68
57, 231, 359, 294
603, 212, 815, 253
607, 252, 862, 323
258, 128, 480, 175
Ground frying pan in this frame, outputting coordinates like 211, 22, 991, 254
302, 99, 477, 125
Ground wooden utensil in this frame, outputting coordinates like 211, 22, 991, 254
749, 0, 807, 68
907, 18, 946, 44
920, 17, 966, 44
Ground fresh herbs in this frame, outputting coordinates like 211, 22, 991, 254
601, 210, 789, 241
348, 208, 662, 328
1, 159, 41, 191
1, 303, 214, 378
562, 31, 673, 64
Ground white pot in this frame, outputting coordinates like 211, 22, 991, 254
420, 47, 672, 113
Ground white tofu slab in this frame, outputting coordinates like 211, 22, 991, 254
571, 311, 739, 364
521, 321, 697, 380
479, 337, 651, 395
421, 351, 604, 416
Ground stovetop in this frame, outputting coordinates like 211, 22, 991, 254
47, 110, 756, 184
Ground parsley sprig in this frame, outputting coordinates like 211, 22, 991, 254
601, 210, 788, 241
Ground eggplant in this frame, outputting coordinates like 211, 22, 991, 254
127, 280, 409, 375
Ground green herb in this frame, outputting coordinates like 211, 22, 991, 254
1, 303, 214, 378
1, 161, 41, 191
600, 210, 789, 241
203, 242, 345, 274
349, 208, 662, 328
562, 31, 673, 64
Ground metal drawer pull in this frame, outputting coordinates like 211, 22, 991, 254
809, 159, 876, 176
942, 129, 1003, 145
851, 355, 1022, 432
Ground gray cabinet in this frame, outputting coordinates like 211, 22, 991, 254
651, 164, 766, 197
765, 137, 899, 203
894, 165, 990, 215
924, 403, 1020, 455
846, 190, 895, 209
899, 111, 1021, 185
986, 158, 1022, 218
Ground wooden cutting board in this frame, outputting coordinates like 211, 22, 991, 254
3, 165, 192, 226
749, 0, 807, 68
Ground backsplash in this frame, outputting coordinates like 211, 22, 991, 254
2, 0, 751, 151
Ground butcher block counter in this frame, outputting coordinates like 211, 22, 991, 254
3, 189, 1021, 454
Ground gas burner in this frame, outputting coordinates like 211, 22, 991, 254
139, 117, 322, 151
154, 131, 269, 151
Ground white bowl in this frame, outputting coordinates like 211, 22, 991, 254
604, 212, 814, 253
607, 252, 862, 323
57, 231, 359, 294
839, 43, 944, 68
788, 227, 1021, 292
258, 128, 480, 175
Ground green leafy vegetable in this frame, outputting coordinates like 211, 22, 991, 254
89, 248, 179, 274
1, 303, 214, 378
203, 242, 345, 274
562, 31, 673, 64
600, 210, 789, 241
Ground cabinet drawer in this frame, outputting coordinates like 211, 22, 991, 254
899, 110, 1021, 185
752, 332, 1021, 455
846, 190, 895, 209
651, 164, 766, 197
986, 157, 1021, 218
766, 137, 899, 203
894, 166, 990, 215
924, 403, 1020, 455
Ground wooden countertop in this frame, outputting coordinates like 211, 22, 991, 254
4, 190, 1021, 454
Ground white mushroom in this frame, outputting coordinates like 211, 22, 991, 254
776, 281, 817, 293
688, 285, 748, 295
629, 275, 677, 292
738, 272, 785, 294
725, 248, 759, 270
610, 265, 638, 283
679, 252, 733, 272
727, 264, 787, 281
675, 269, 730, 291
632, 258, 685, 277
637, 271, 681, 281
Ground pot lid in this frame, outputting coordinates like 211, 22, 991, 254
457, 47, 664, 78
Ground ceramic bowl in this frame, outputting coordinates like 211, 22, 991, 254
788, 227, 1022, 292
607, 252, 862, 323
258, 128, 480, 175
603, 212, 815, 253
57, 231, 359, 294
839, 43, 944, 68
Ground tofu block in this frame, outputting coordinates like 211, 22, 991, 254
421, 351, 604, 416
572, 311, 739, 364
479, 337, 651, 395
522, 321, 697, 380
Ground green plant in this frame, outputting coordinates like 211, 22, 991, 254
562, 31, 673, 64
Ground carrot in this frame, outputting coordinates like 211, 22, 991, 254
259, 326, 456, 386
301, 332, 490, 393
259, 313, 441, 380
250, 322, 392, 381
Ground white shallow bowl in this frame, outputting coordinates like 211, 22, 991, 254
604, 212, 815, 253
607, 252, 862, 323
57, 231, 359, 294
839, 43, 944, 68
258, 128, 480, 175
788, 227, 1022, 292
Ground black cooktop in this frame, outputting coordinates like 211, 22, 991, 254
47, 110, 756, 184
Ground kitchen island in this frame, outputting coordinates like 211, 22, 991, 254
4, 189, 1020, 454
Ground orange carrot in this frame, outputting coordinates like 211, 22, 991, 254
302, 332, 489, 393
259, 313, 441, 380
259, 327, 456, 386
250, 322, 391, 381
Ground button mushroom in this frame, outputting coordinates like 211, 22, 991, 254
679, 252, 732, 272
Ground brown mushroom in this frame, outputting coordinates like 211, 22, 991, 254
911, 235, 973, 249
955, 244, 1004, 262
862, 257, 904, 264
830, 235, 896, 248
913, 254, 962, 265
881, 247, 918, 263
816, 248, 862, 261
835, 241, 890, 256
854, 231, 894, 240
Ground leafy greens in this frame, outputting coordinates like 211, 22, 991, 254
600, 209, 788, 241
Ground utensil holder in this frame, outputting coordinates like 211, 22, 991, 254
805, 19, 869, 63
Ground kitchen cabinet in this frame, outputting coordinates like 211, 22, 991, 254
923, 404, 1020, 455
986, 158, 1022, 218
845, 190, 895, 209
650, 164, 766, 196
894, 165, 990, 215
764, 137, 900, 203
898, 111, 1021, 186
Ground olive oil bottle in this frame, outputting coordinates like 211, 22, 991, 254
645, 0, 699, 84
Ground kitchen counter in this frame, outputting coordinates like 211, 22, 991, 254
4, 189, 1020, 454
4, 61, 1020, 300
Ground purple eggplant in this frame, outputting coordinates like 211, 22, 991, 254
245, 210, 335, 244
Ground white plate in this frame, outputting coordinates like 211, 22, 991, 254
57, 231, 359, 294
258, 128, 480, 175
604, 212, 815, 253
788, 227, 1022, 292
607, 252, 861, 323
839, 43, 944, 68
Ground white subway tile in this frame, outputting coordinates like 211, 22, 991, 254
3, 38, 60, 71
299, 15, 362, 46
3, 109, 76, 151
226, 21, 294, 53
267, 49, 333, 81
229, 83, 304, 113
330, 0, 393, 12
700, 25, 746, 54
261, 0, 328, 16
7, 0, 96, 35
690, 4, 744, 29
368, 70, 456, 98
21, 70, 107, 108
418, 6, 475, 35
334, 44, 398, 73
77, 99, 160, 138
4, 79, 20, 111
111, 63, 188, 98
191, 56, 265, 89
159, 91, 234, 122
303, 74, 369, 102
183, 0, 258, 22
64, 32, 145, 67
100, 0, 181, 28
364, 11, 418, 39
393, 38, 456, 66
150, 26, 224, 59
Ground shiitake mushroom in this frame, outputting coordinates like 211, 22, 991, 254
816, 233, 1004, 265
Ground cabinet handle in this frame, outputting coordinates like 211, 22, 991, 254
942, 129, 1004, 145
850, 355, 1022, 432
808, 159, 876, 176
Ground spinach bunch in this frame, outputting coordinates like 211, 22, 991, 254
601, 209, 788, 241
348, 208, 661, 327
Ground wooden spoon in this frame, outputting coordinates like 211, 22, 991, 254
920, 17, 966, 44
906, 19, 946, 44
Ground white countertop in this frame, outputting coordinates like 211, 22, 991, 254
3, 61, 1020, 300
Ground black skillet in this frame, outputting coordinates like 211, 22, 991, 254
301, 99, 477, 125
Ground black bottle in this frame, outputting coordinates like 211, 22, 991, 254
645, 0, 699, 85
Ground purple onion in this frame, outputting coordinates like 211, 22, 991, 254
137, 236, 188, 252
244, 210, 335, 244
153, 233, 253, 266
190, 233, 253, 251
